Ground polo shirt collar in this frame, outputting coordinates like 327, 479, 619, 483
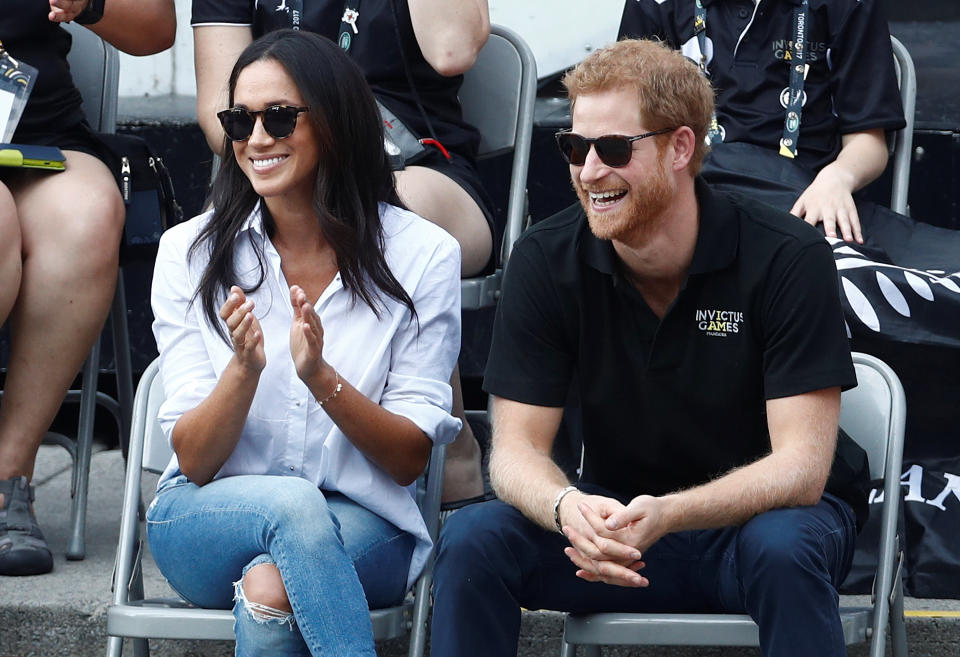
688, 178, 739, 275
702, 0, 803, 6
578, 178, 739, 277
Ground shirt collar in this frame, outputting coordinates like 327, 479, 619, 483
578, 178, 739, 278
702, 0, 802, 6
239, 200, 268, 237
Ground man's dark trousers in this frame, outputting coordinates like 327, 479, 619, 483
431, 491, 856, 657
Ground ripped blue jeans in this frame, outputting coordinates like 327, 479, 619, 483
146, 474, 415, 657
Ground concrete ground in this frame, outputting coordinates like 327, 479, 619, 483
1, 445, 959, 657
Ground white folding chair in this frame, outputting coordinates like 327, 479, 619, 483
105, 358, 447, 657
458, 24, 537, 309
560, 352, 907, 657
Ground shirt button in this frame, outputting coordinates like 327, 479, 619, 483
295, 400, 302, 407
289, 466, 295, 471
738, 8, 749, 18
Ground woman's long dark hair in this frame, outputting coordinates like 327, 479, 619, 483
190, 29, 416, 341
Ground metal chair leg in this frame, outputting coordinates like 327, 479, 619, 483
110, 272, 134, 456
132, 638, 149, 657
66, 341, 100, 560
104, 635, 123, 657
890, 574, 908, 657
559, 639, 577, 657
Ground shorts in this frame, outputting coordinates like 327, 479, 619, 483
414, 147, 496, 273
1, 120, 106, 185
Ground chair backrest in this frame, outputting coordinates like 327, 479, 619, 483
62, 22, 119, 134
840, 352, 907, 481
888, 36, 916, 216
459, 24, 537, 275
138, 360, 173, 474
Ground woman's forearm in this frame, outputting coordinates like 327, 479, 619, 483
171, 357, 261, 485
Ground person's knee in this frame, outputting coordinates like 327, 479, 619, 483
269, 477, 331, 525
737, 509, 826, 579
437, 501, 520, 579
0, 185, 22, 281
239, 562, 293, 616
70, 182, 125, 256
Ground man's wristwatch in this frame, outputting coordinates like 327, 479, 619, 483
552, 485, 579, 534
75, 0, 106, 25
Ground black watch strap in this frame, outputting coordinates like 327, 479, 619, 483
75, 0, 106, 25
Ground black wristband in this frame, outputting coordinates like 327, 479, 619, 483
74, 0, 106, 25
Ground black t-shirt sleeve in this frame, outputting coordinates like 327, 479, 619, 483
482, 241, 574, 407
761, 240, 856, 399
191, 0, 251, 25
828, 0, 905, 135
618, 0, 673, 43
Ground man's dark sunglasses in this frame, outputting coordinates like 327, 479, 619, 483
554, 128, 676, 167
217, 105, 310, 141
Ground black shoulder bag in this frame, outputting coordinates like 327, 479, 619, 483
97, 132, 183, 261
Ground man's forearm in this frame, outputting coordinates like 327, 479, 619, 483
656, 444, 830, 534
489, 437, 573, 531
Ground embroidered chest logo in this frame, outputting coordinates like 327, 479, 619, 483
771, 39, 827, 63
695, 309, 744, 337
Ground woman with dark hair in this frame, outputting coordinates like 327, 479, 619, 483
191, 0, 491, 505
146, 30, 461, 656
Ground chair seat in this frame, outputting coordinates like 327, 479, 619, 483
562, 607, 873, 647
461, 271, 503, 309
107, 597, 413, 642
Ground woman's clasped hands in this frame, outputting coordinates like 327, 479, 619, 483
218, 284, 335, 393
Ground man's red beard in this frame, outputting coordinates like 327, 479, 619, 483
576, 157, 674, 243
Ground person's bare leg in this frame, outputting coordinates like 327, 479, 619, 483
0, 182, 21, 329
394, 168, 489, 502
440, 365, 483, 503
0, 151, 123, 483
0, 181, 22, 511
395, 165, 493, 277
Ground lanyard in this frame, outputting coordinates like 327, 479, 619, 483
778, 0, 809, 159
692, 0, 723, 145
286, 0, 302, 30
339, 0, 362, 51
284, 0, 359, 51
693, 0, 810, 157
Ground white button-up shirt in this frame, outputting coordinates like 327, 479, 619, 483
151, 202, 462, 588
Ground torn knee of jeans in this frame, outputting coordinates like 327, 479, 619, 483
234, 579, 297, 628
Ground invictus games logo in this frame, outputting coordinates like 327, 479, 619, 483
696, 309, 743, 336
772, 39, 827, 63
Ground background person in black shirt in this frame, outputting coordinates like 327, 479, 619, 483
431, 39, 860, 657
619, 0, 905, 244
0, 0, 176, 577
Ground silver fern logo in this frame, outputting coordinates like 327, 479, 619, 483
830, 237, 960, 337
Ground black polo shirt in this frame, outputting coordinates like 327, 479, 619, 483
1, 0, 85, 137
192, 0, 480, 160
484, 181, 856, 505
619, 0, 905, 172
